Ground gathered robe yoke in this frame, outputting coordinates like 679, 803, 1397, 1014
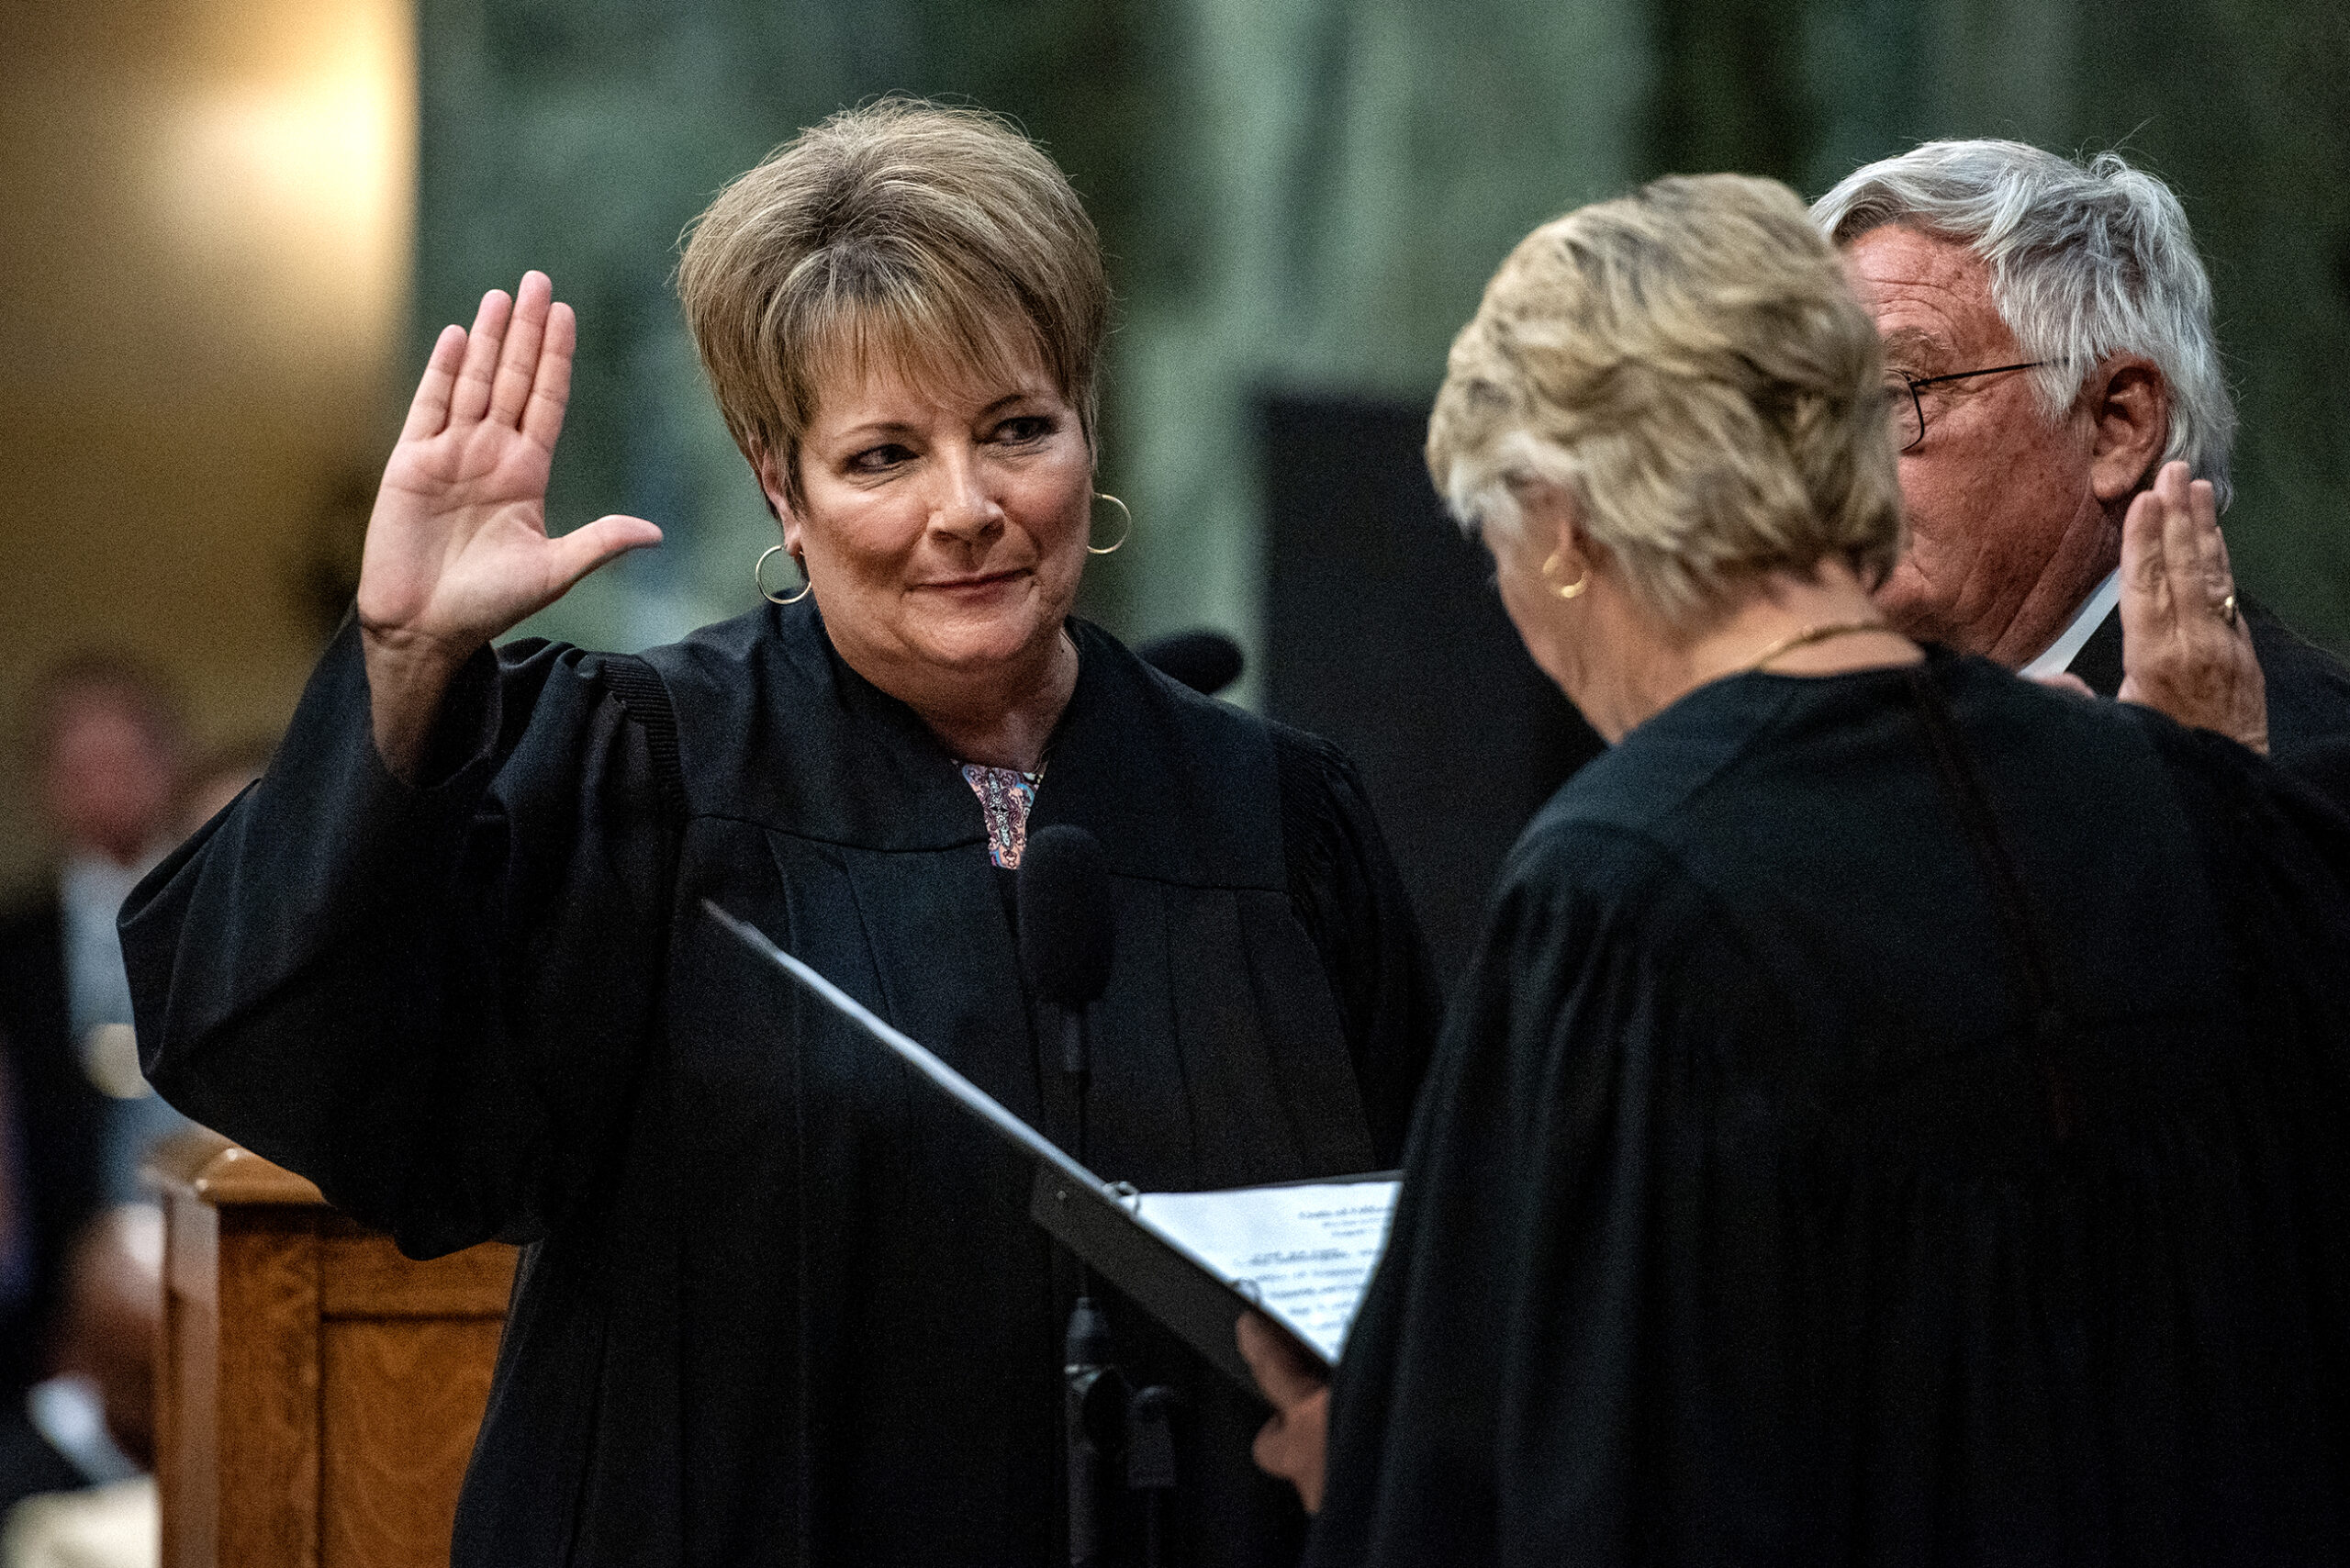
122, 602, 1414, 1567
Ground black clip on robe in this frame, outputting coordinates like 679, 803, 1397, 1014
121, 602, 1438, 1568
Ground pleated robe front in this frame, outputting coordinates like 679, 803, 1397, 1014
124, 602, 1431, 1567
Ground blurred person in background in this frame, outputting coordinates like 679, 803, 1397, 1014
0, 1052, 88, 1520
1813, 140, 2350, 792
45, 1207, 162, 1482
1244, 174, 2350, 1564
1, 659, 180, 1516
2, 1204, 162, 1568
121, 98, 1438, 1568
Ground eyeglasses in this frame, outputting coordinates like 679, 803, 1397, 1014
1886, 361, 2049, 452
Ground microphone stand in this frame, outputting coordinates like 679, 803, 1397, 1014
1059, 996, 1182, 1568
1026, 824, 1169, 1567
1061, 997, 1125, 1568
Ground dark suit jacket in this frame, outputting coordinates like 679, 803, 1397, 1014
0, 888, 108, 1399
2069, 596, 2350, 803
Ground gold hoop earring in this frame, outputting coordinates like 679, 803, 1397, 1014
1541, 549, 1590, 599
755, 543, 811, 605
1088, 492, 1133, 555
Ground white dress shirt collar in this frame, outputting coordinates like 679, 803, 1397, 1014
2018, 569, 2121, 680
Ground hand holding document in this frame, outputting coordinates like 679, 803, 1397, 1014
1237, 1312, 1329, 1514
1125, 1183, 1395, 1365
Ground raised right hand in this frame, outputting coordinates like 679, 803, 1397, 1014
2116, 460, 2266, 756
357, 272, 662, 774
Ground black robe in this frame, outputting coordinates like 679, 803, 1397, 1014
121, 603, 1440, 1568
1310, 652, 2350, 1567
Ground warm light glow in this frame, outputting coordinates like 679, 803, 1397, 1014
151, 2, 414, 373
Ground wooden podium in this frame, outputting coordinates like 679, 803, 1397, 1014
150, 1135, 516, 1568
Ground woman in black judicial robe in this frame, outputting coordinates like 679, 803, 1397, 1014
120, 102, 1438, 1567
1240, 175, 2350, 1563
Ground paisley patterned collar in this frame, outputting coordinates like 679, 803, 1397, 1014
958, 763, 1045, 868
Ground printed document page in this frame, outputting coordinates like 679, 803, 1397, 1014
1131, 1181, 1400, 1363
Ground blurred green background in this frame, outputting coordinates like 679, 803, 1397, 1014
413, 0, 2350, 677
415, 0, 2350, 680
7, 0, 2341, 906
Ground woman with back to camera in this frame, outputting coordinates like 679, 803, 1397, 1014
121, 100, 1438, 1567
1240, 174, 2350, 1563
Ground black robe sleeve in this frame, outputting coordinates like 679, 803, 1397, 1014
119, 622, 677, 1259
1271, 724, 1444, 1168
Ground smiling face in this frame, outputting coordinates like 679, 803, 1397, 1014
760, 337, 1094, 715
1844, 223, 2116, 664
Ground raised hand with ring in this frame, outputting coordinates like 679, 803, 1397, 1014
2116, 459, 2266, 756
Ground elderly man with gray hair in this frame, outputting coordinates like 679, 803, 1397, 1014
1815, 140, 2350, 787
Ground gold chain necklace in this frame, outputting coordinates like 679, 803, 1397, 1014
1740, 619, 1894, 674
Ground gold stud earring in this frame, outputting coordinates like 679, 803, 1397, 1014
1541, 549, 1590, 599
755, 543, 811, 605
1088, 492, 1133, 555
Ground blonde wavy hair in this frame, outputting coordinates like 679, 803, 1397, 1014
1428, 174, 1905, 626
677, 98, 1108, 510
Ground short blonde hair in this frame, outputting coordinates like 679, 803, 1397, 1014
677, 98, 1108, 508
1428, 174, 1904, 625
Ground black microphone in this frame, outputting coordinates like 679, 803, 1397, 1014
1136, 629, 1244, 698
1018, 825, 1114, 1082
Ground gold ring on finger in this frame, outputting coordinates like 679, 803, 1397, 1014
2220, 590, 2239, 627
